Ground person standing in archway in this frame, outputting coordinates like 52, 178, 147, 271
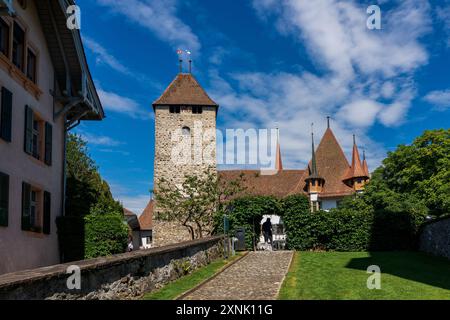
262, 218, 273, 245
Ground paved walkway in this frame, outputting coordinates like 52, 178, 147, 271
183, 251, 293, 300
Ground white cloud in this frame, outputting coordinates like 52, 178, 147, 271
79, 132, 123, 147
83, 36, 161, 90
423, 89, 450, 111
253, 0, 430, 78
83, 37, 130, 74
210, 0, 431, 169
337, 100, 382, 128
97, 88, 151, 120
381, 82, 396, 99
96, 0, 200, 54
437, 4, 450, 46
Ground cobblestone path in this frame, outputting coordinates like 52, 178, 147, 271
183, 251, 293, 300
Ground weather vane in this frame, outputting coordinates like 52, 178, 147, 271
176, 49, 192, 73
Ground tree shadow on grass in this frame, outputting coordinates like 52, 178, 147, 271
346, 251, 450, 291
347, 209, 450, 291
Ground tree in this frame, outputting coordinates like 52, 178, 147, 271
66, 133, 122, 216
154, 168, 245, 240
370, 129, 450, 216
58, 134, 127, 261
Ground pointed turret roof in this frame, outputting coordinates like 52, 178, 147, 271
306, 132, 323, 181
343, 136, 368, 180
153, 73, 218, 107
275, 128, 283, 171
311, 126, 354, 197
362, 150, 370, 177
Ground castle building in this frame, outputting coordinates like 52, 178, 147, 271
145, 68, 370, 246
220, 120, 370, 211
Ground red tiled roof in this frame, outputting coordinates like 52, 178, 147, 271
362, 150, 370, 177
153, 73, 218, 106
313, 128, 354, 197
275, 142, 283, 171
219, 170, 307, 198
343, 140, 368, 180
139, 200, 154, 231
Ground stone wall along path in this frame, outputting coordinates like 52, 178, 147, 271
183, 251, 294, 300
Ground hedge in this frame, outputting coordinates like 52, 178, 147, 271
282, 195, 427, 251
216, 194, 427, 252
84, 213, 129, 259
57, 213, 129, 261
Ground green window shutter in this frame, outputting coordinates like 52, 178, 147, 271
24, 105, 33, 155
0, 172, 9, 227
44, 122, 52, 166
0, 87, 13, 142
43, 191, 51, 235
21, 182, 31, 231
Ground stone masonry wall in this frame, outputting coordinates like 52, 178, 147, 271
152, 220, 192, 248
153, 106, 217, 206
0, 236, 224, 300
419, 217, 450, 260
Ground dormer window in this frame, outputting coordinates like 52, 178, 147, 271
170, 106, 181, 114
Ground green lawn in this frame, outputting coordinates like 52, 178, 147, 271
143, 253, 243, 300
279, 251, 450, 300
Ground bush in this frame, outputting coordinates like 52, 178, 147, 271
282, 195, 427, 251
84, 213, 129, 259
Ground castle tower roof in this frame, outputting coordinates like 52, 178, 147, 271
153, 73, 218, 107
306, 132, 323, 181
343, 136, 368, 180
362, 150, 370, 177
275, 127, 283, 171
310, 126, 354, 197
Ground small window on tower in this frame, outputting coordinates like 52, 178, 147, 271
170, 106, 181, 114
182, 126, 191, 136
192, 106, 203, 114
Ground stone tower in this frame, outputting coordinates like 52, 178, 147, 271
152, 72, 219, 209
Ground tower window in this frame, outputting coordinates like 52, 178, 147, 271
170, 106, 181, 114
182, 126, 191, 136
192, 106, 203, 114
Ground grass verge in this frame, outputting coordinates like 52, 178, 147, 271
279, 251, 450, 300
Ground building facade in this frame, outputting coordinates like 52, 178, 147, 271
0, 0, 103, 274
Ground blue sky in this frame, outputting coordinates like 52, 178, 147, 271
74, 0, 450, 213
